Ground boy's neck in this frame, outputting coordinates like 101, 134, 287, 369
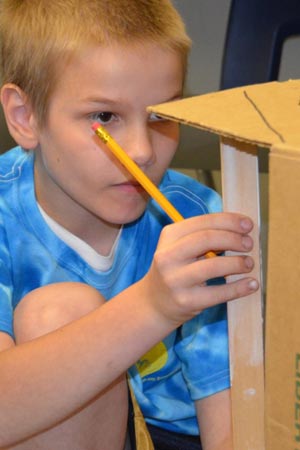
33, 159, 121, 256
38, 204, 122, 269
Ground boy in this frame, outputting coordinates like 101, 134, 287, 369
0, 1, 258, 449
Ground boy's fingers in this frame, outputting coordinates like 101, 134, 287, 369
191, 277, 259, 312
160, 213, 254, 242
174, 254, 255, 287
158, 230, 254, 264
186, 213, 254, 232
198, 254, 255, 282
186, 230, 253, 258
214, 276, 259, 302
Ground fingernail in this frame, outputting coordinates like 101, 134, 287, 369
244, 256, 254, 269
248, 279, 259, 291
242, 236, 253, 250
240, 218, 253, 231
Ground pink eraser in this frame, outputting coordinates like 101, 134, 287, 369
91, 122, 101, 131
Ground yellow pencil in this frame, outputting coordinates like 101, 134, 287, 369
92, 122, 215, 258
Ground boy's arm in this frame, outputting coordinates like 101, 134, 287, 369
195, 389, 233, 450
0, 213, 256, 446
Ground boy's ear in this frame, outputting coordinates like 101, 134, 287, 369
0, 83, 39, 149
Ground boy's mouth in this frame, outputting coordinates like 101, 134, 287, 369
114, 181, 145, 193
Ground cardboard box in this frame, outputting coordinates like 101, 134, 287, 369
266, 142, 300, 450
148, 79, 300, 450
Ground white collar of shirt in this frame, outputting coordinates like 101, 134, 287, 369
38, 205, 122, 271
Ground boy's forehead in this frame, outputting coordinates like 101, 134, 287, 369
53, 43, 184, 101
73, 42, 184, 70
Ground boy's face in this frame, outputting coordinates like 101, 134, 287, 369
33, 43, 183, 240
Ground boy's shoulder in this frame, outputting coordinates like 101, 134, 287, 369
0, 147, 33, 217
159, 169, 222, 216
0, 147, 31, 186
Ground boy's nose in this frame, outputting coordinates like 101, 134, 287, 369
124, 126, 155, 168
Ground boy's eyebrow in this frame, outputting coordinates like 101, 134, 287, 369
80, 91, 183, 107
80, 96, 121, 106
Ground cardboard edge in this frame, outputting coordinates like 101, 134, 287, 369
147, 107, 273, 149
270, 142, 300, 159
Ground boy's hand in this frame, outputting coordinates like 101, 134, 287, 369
144, 213, 258, 327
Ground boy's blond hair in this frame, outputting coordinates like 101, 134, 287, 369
0, 0, 191, 125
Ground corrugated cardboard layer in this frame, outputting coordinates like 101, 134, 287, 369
148, 79, 300, 148
265, 143, 300, 450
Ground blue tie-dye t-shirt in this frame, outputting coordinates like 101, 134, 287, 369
0, 147, 230, 436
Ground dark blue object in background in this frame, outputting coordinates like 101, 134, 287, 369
220, 0, 300, 89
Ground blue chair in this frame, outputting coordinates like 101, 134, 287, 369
221, 0, 300, 89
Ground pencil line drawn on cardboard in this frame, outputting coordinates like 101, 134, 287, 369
243, 90, 285, 143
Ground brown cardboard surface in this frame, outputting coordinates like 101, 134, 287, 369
148, 79, 300, 148
149, 80, 300, 449
265, 143, 300, 450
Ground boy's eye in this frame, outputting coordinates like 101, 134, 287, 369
148, 112, 165, 122
92, 111, 115, 124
